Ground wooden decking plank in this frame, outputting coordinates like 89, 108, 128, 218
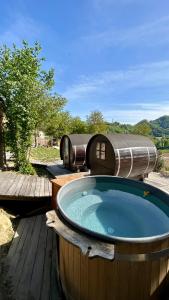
0, 172, 14, 182
6, 214, 62, 300
34, 176, 42, 197
7, 218, 28, 258
18, 175, 31, 197
28, 175, 38, 197
44, 178, 51, 197
7, 217, 35, 281
14, 174, 28, 196
48, 180, 52, 197
0, 175, 9, 193
27, 215, 48, 300
14, 215, 43, 300
7, 173, 21, 196
0, 172, 51, 200
39, 177, 45, 198
0, 173, 16, 196
0, 171, 12, 185
50, 233, 62, 300
40, 227, 53, 300
22, 175, 34, 198
44, 178, 50, 196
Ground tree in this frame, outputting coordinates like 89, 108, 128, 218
70, 117, 87, 134
107, 121, 133, 134
0, 41, 54, 173
133, 120, 152, 136
0, 96, 6, 169
34, 94, 67, 145
54, 111, 72, 138
86, 111, 107, 133
43, 110, 72, 139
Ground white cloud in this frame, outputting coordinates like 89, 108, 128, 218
63, 61, 169, 124
63, 60, 169, 100
0, 14, 41, 46
81, 15, 169, 49
73, 101, 169, 124
102, 102, 169, 124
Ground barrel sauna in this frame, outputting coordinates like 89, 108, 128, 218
86, 134, 157, 179
60, 134, 93, 171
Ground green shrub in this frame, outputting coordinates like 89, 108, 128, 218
154, 155, 165, 172
19, 162, 35, 175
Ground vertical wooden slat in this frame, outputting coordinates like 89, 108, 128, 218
150, 260, 160, 297
7, 217, 35, 282
67, 239, 74, 300
60, 237, 70, 298
80, 251, 88, 300
50, 234, 62, 300
40, 227, 53, 300
14, 215, 43, 300
27, 215, 48, 300
71, 245, 81, 300
59, 237, 169, 300
116, 261, 130, 300
104, 259, 116, 300
88, 257, 99, 300
159, 239, 169, 285
97, 257, 106, 300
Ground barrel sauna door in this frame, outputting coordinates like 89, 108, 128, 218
90, 138, 115, 175
63, 137, 70, 166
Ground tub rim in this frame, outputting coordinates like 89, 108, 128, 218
56, 175, 169, 244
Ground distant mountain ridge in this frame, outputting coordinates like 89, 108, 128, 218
149, 115, 169, 136
107, 115, 169, 136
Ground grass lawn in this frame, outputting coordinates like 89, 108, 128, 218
159, 149, 169, 154
30, 146, 60, 163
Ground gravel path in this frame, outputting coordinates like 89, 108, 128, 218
145, 172, 169, 194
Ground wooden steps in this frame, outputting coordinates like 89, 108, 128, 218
5, 214, 63, 300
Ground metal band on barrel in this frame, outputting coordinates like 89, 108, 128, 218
126, 148, 133, 178
144, 146, 150, 175
73, 145, 76, 165
115, 247, 169, 262
116, 149, 120, 176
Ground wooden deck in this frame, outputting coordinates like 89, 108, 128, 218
0, 172, 52, 200
5, 214, 63, 300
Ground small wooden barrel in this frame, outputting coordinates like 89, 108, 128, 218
59, 236, 169, 300
86, 134, 157, 179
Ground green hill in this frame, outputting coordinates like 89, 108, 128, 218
150, 115, 169, 136
105, 116, 169, 137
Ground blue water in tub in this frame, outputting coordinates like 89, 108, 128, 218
58, 180, 169, 241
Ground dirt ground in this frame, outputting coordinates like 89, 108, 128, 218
164, 158, 169, 168
161, 153, 169, 169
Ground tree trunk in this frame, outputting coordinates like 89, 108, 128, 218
0, 110, 6, 169
34, 128, 38, 148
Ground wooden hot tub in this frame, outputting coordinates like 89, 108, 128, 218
47, 176, 169, 300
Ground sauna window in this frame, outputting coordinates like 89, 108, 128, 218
96, 142, 106, 160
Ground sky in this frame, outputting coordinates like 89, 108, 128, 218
1, 0, 169, 124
